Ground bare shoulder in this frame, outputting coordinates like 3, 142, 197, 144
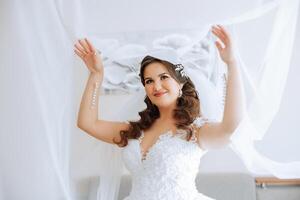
194, 120, 231, 150
78, 119, 131, 145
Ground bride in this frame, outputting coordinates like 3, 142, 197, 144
75, 25, 244, 200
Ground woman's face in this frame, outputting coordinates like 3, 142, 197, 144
143, 62, 182, 108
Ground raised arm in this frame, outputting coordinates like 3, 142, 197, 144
196, 25, 246, 149
75, 38, 129, 144
214, 25, 245, 132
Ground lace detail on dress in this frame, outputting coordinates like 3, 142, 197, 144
138, 130, 188, 162
190, 130, 198, 143
193, 116, 209, 128
138, 119, 208, 162
138, 131, 147, 161
121, 127, 214, 200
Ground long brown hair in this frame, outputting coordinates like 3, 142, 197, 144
113, 55, 202, 147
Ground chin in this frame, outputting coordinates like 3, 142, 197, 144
153, 98, 177, 108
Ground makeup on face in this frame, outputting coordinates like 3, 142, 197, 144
143, 63, 181, 107
144, 72, 170, 85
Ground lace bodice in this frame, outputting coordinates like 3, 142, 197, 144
121, 117, 215, 200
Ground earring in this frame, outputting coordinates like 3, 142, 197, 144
178, 89, 182, 97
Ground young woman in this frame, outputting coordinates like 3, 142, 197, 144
75, 25, 244, 200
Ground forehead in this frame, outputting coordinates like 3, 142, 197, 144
144, 62, 169, 78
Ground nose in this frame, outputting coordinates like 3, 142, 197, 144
153, 80, 162, 91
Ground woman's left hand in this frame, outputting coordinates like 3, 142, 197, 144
212, 25, 236, 65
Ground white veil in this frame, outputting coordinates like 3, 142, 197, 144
89, 0, 300, 199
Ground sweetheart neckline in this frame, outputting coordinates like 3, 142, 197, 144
139, 130, 175, 162
137, 129, 198, 162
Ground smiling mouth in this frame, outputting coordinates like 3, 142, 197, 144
154, 92, 167, 97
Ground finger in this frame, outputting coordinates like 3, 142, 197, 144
85, 38, 97, 54
212, 31, 228, 48
78, 39, 91, 53
212, 26, 227, 43
74, 43, 87, 54
74, 49, 84, 59
217, 25, 230, 36
215, 41, 223, 52
213, 29, 230, 48
217, 25, 231, 42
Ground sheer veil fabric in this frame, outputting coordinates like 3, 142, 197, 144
93, 1, 300, 199
0, 0, 299, 199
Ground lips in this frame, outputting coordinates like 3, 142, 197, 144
154, 92, 167, 97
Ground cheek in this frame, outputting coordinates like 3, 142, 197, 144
165, 80, 180, 92
144, 85, 152, 94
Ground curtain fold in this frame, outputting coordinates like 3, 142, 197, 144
0, 1, 74, 199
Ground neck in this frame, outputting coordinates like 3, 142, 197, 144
157, 103, 176, 122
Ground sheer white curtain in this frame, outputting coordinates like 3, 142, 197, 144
229, 0, 300, 178
0, 0, 299, 200
0, 1, 75, 199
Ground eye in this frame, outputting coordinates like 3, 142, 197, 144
145, 79, 153, 84
161, 75, 169, 80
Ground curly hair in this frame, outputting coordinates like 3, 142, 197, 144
113, 55, 202, 147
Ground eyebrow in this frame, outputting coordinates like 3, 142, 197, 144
144, 72, 169, 80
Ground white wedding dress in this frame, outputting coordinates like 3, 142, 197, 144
121, 117, 215, 200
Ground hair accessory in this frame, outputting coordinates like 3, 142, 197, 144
178, 89, 183, 97
174, 64, 188, 78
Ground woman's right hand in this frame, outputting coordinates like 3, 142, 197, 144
74, 38, 103, 73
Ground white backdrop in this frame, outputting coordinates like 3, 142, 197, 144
1, 0, 300, 200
